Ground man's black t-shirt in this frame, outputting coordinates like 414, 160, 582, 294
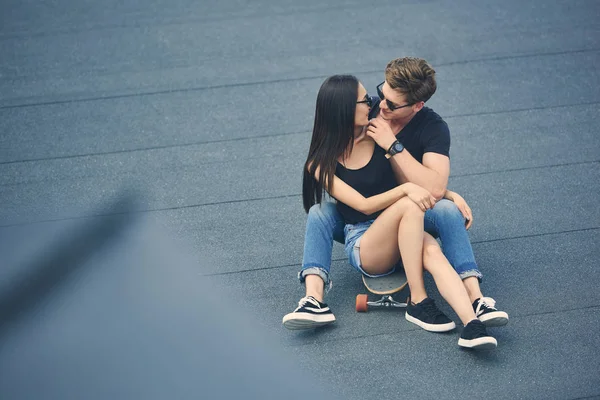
369, 99, 450, 162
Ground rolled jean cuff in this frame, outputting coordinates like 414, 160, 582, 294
458, 268, 483, 282
298, 266, 333, 293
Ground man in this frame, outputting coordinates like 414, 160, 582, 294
283, 57, 509, 331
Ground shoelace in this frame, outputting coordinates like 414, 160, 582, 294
295, 296, 319, 311
476, 297, 498, 315
421, 299, 444, 318
468, 320, 489, 337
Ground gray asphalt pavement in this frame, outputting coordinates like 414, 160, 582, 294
1, 0, 599, 398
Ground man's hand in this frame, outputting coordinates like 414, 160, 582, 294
447, 191, 473, 229
366, 118, 397, 152
403, 182, 436, 211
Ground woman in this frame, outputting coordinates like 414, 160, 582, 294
298, 75, 496, 350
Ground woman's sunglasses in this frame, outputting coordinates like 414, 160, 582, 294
356, 94, 374, 108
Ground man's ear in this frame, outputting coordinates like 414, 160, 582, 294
413, 101, 425, 112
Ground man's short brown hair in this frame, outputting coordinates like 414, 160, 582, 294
384, 57, 437, 104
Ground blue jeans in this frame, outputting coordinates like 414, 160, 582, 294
298, 199, 482, 290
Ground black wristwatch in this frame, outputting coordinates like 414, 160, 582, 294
385, 140, 404, 159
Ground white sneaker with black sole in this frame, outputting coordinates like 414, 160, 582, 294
473, 297, 509, 327
282, 296, 336, 330
458, 319, 497, 350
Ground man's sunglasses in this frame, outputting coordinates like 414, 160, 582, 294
376, 82, 413, 111
356, 94, 374, 108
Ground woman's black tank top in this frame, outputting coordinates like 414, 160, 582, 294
334, 145, 398, 224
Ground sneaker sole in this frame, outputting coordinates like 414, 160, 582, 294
405, 313, 456, 332
458, 336, 498, 350
282, 313, 336, 330
479, 312, 509, 327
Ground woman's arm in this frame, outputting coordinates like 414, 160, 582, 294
312, 164, 435, 214
328, 175, 409, 215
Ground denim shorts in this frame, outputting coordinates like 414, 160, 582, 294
343, 219, 397, 278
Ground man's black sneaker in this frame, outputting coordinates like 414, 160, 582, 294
405, 298, 456, 332
473, 297, 509, 327
282, 296, 336, 330
458, 319, 497, 350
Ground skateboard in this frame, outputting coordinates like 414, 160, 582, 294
355, 268, 409, 312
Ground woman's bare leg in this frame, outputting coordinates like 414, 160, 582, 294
422, 233, 477, 325
358, 197, 428, 303
463, 277, 484, 303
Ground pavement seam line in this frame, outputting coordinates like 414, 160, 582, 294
5, 160, 598, 221
1, 48, 598, 110
204, 226, 600, 276
444, 100, 600, 119
2, 107, 599, 165
2, 171, 599, 227
0, 1, 388, 41
0, 129, 309, 166
0, 193, 300, 228
201, 257, 348, 277
287, 304, 600, 347
450, 160, 600, 179
470, 226, 600, 245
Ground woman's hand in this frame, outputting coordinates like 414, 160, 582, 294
446, 191, 473, 229
403, 183, 436, 211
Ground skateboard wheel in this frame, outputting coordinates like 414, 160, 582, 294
356, 294, 368, 312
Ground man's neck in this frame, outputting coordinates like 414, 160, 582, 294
386, 108, 420, 134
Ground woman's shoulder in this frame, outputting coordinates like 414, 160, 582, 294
339, 139, 377, 171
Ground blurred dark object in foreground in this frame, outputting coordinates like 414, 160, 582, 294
0, 192, 330, 399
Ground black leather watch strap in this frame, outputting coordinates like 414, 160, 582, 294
387, 140, 398, 154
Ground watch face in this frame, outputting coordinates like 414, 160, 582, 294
393, 142, 404, 152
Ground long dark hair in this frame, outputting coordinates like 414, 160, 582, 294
302, 75, 358, 213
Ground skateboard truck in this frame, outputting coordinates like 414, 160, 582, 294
356, 294, 407, 312
356, 269, 409, 312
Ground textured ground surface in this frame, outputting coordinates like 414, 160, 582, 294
1, 0, 599, 398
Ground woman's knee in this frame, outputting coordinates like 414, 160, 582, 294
392, 197, 423, 215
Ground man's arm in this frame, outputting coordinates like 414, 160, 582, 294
444, 189, 473, 229
388, 151, 449, 200
366, 118, 450, 200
